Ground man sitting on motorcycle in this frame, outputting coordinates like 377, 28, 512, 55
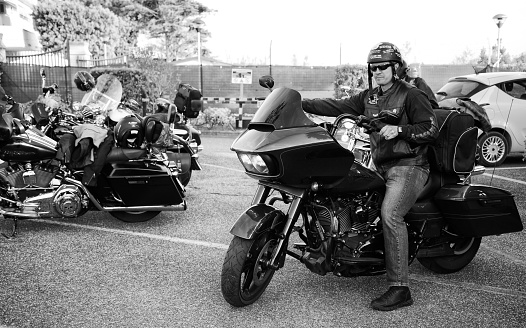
302, 42, 438, 311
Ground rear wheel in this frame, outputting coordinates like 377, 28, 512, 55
179, 169, 192, 186
478, 131, 508, 167
418, 236, 481, 274
221, 233, 280, 307
110, 211, 160, 223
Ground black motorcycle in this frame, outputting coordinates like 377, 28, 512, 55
0, 74, 200, 237
220, 76, 523, 307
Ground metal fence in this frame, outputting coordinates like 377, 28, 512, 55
2, 48, 71, 103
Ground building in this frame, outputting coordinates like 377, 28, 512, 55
0, 0, 40, 54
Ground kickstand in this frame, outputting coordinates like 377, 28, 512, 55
2, 217, 18, 239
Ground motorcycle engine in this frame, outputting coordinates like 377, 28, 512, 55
20, 184, 85, 218
316, 192, 381, 234
0, 163, 59, 189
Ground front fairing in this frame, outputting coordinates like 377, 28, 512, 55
232, 87, 358, 188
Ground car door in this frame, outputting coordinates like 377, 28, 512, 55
495, 79, 526, 151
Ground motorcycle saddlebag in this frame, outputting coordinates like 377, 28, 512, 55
434, 184, 523, 237
104, 162, 184, 206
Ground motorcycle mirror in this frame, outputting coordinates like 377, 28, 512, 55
259, 75, 275, 90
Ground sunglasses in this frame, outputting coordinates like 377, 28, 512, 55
370, 63, 391, 72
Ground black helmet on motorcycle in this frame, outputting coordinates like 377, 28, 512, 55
156, 98, 178, 123
142, 116, 164, 144
114, 115, 144, 148
74, 71, 95, 92
156, 98, 172, 113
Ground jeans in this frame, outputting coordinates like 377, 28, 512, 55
376, 164, 429, 287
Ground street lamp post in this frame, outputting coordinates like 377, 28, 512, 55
493, 14, 507, 70
193, 19, 204, 92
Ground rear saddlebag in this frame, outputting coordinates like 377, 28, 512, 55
434, 184, 523, 237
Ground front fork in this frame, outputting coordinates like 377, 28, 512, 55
251, 183, 305, 270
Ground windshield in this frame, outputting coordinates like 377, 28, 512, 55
250, 87, 316, 129
81, 74, 123, 115
436, 80, 488, 102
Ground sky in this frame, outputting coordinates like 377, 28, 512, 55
196, 0, 526, 66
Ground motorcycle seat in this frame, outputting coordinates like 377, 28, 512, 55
417, 170, 460, 201
106, 147, 147, 163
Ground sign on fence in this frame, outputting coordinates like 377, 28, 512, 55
231, 69, 252, 84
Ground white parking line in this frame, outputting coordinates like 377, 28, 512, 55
482, 173, 526, 185
201, 163, 245, 173
30, 218, 526, 299
30, 219, 228, 250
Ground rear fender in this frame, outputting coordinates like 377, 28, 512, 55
230, 203, 285, 240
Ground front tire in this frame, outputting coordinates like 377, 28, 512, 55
110, 211, 161, 223
221, 234, 279, 307
418, 236, 481, 274
478, 131, 508, 167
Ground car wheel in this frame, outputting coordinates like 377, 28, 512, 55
477, 131, 508, 167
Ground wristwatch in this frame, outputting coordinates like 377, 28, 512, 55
398, 126, 403, 133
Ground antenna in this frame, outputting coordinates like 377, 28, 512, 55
487, 98, 514, 185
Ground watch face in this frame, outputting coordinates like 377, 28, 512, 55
398, 126, 402, 133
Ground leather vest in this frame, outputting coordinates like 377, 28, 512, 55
364, 80, 427, 166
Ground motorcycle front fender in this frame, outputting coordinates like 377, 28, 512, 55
230, 203, 285, 240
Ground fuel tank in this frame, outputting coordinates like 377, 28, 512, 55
0, 128, 57, 162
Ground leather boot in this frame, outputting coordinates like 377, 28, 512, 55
371, 286, 413, 311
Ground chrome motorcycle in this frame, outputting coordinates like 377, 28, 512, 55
0, 74, 199, 238
220, 76, 523, 307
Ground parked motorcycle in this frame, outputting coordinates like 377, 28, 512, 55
220, 76, 523, 307
0, 73, 200, 238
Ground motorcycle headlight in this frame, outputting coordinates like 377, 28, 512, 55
237, 153, 276, 175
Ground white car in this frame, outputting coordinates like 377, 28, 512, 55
436, 72, 526, 166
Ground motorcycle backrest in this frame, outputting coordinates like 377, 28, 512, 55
184, 89, 202, 119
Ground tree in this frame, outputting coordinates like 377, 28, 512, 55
33, 0, 135, 58
144, 0, 215, 61
451, 48, 476, 65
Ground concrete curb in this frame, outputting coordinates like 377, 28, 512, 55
197, 129, 244, 137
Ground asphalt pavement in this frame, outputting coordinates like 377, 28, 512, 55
1, 134, 525, 328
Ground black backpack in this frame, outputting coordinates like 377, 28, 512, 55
428, 109, 478, 174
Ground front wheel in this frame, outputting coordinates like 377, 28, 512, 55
221, 234, 280, 307
478, 131, 508, 167
418, 236, 481, 274
110, 211, 161, 223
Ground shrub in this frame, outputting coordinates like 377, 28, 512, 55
190, 107, 235, 130
334, 65, 369, 99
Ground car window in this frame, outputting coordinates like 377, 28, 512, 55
498, 80, 526, 100
435, 80, 488, 102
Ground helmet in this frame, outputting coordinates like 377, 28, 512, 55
142, 116, 164, 144
156, 98, 171, 113
397, 60, 409, 79
74, 71, 95, 92
367, 42, 402, 64
114, 116, 144, 148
